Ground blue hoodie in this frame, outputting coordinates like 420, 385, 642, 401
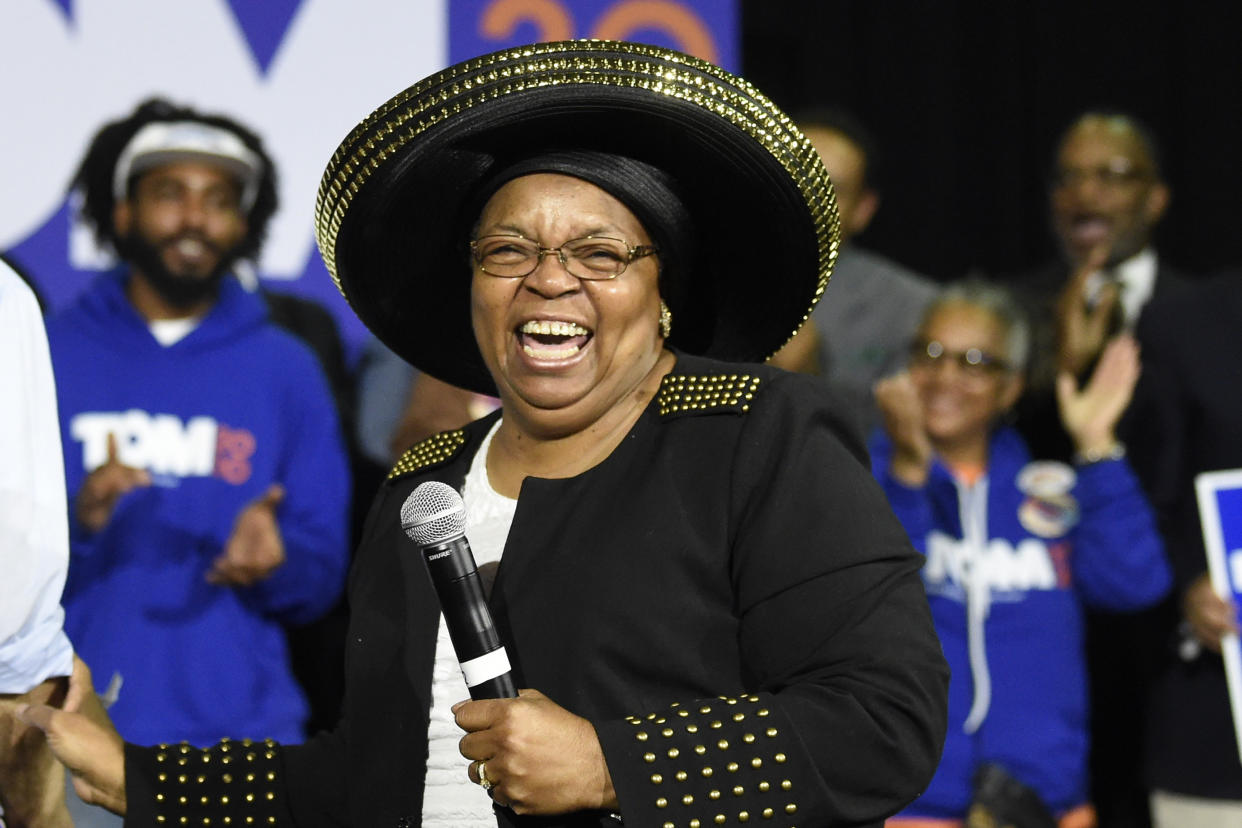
47, 270, 350, 746
870, 426, 1170, 818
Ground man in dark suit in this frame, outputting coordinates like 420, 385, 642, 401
1139, 271, 1242, 826
1016, 111, 1187, 459
1010, 111, 1191, 828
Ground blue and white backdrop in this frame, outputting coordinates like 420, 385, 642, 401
2, 0, 737, 361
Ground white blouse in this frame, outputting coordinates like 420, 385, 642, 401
421, 419, 517, 826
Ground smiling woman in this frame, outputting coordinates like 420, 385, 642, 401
469, 171, 670, 453
872, 280, 1170, 826
27, 39, 951, 828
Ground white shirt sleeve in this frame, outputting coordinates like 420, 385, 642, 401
0, 261, 75, 692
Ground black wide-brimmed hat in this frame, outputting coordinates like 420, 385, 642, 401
315, 39, 839, 395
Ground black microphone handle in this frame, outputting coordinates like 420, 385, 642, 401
421, 537, 518, 700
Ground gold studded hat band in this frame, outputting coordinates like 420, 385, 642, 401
315, 39, 839, 396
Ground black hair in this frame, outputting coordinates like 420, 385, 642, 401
70, 97, 278, 262
790, 105, 883, 191
1055, 110, 1165, 179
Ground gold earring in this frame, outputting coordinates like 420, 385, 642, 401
659, 301, 673, 339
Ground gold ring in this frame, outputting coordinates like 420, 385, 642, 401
477, 761, 493, 792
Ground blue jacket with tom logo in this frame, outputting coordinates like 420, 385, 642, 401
870, 425, 1170, 819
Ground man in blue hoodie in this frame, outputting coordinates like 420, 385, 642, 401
44, 99, 350, 750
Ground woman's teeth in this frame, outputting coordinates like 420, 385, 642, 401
520, 320, 590, 336
524, 343, 580, 359
518, 320, 591, 360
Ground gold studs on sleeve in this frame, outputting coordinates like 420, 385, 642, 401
150, 739, 283, 826
625, 695, 798, 825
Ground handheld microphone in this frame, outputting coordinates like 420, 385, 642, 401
400, 482, 517, 700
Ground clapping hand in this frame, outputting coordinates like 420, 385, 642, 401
1056, 244, 1121, 377
1056, 334, 1140, 458
207, 483, 286, 586
75, 432, 151, 533
874, 372, 933, 486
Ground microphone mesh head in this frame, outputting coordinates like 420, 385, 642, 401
401, 482, 467, 546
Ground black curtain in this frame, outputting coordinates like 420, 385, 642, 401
741, 0, 1242, 281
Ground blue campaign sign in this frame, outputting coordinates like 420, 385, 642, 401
449, 0, 738, 70
1197, 468, 1242, 763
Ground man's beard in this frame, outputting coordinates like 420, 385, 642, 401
116, 230, 242, 309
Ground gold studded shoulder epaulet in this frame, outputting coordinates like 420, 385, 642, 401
388, 429, 468, 480
657, 372, 763, 419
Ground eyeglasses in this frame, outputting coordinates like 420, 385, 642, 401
908, 339, 1011, 379
1050, 159, 1152, 190
469, 234, 658, 280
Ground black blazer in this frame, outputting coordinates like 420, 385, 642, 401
124, 353, 949, 827
1138, 273, 1242, 799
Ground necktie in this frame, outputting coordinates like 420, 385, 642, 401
1087, 269, 1127, 334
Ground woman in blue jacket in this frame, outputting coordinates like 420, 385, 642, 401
873, 280, 1170, 827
